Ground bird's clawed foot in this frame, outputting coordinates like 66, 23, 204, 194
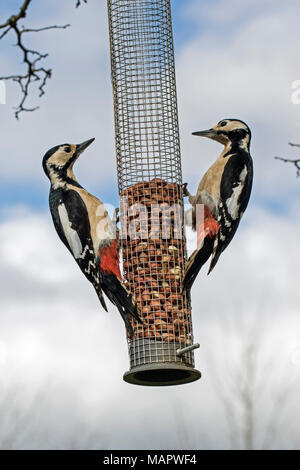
113, 207, 120, 224
113, 208, 120, 246
182, 182, 191, 197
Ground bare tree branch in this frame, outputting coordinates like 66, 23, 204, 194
274, 157, 300, 177
76, 0, 88, 7
208, 307, 293, 450
275, 143, 300, 177
288, 142, 300, 149
0, 0, 86, 118
0, 0, 32, 31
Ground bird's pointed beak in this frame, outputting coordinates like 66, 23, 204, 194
192, 128, 217, 139
76, 138, 95, 156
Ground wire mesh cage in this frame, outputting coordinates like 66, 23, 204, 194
107, 0, 200, 386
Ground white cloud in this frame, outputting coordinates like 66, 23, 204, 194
0, 207, 299, 448
1, 0, 300, 449
0, 0, 116, 191
176, 0, 300, 199
1, 0, 300, 206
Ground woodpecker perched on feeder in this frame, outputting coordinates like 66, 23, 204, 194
183, 119, 253, 293
42, 138, 142, 334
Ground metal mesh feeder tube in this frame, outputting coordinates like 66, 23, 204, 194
107, 0, 201, 386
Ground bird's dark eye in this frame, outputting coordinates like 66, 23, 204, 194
64, 146, 71, 153
219, 121, 227, 127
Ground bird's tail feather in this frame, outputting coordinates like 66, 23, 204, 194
93, 284, 108, 311
207, 247, 221, 275
98, 291, 108, 312
110, 296, 136, 336
183, 237, 215, 294
101, 272, 143, 334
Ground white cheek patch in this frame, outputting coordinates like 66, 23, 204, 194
51, 149, 69, 167
226, 121, 247, 132
47, 165, 64, 189
58, 204, 83, 258
225, 166, 247, 220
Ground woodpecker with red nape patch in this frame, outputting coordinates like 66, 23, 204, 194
43, 138, 142, 334
183, 119, 253, 293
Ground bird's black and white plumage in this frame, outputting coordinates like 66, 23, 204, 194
183, 119, 253, 293
42, 138, 142, 334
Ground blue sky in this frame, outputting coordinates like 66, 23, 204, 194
1, 0, 300, 450
1, 0, 300, 215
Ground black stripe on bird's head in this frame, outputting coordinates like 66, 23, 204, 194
42, 138, 95, 181
192, 119, 251, 151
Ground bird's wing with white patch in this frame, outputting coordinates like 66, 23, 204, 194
207, 153, 253, 273
58, 204, 83, 259
56, 191, 93, 260
54, 190, 103, 288
219, 153, 253, 221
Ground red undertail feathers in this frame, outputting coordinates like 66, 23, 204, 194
99, 240, 122, 280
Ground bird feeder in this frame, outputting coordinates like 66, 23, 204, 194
107, 0, 201, 386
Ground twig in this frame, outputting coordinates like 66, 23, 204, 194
21, 25, 70, 34
0, 0, 32, 31
274, 142, 300, 177
76, 0, 88, 7
274, 157, 300, 177
288, 142, 300, 149
0, 0, 83, 118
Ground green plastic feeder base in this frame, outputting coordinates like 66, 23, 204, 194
123, 362, 201, 386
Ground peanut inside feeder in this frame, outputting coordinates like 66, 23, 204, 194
121, 178, 192, 345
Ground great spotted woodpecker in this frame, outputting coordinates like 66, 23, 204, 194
183, 119, 253, 293
42, 138, 142, 334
